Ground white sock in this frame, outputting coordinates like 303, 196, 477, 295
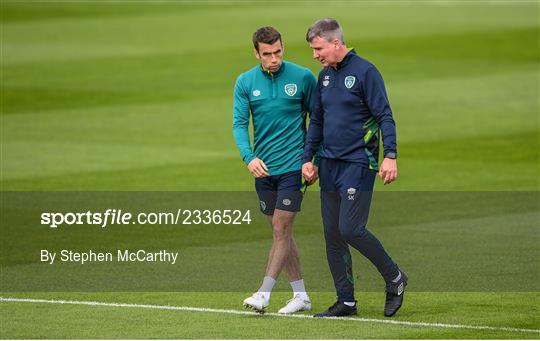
290, 279, 309, 300
344, 301, 356, 307
257, 276, 276, 301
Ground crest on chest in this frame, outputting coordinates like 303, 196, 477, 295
344, 75, 356, 89
284, 84, 297, 96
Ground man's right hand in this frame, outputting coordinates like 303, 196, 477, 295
302, 162, 316, 183
248, 158, 269, 178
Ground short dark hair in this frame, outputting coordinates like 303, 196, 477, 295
306, 18, 344, 43
252, 26, 282, 51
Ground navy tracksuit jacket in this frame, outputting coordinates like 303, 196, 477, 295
303, 50, 399, 302
302, 49, 396, 168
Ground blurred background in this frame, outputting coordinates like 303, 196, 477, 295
1, 2, 538, 191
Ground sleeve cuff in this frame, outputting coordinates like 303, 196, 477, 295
243, 154, 257, 165
301, 155, 312, 164
384, 152, 397, 159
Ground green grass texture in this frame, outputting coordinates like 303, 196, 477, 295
1, 2, 538, 191
1, 292, 539, 339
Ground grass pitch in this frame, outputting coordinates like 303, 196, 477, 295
1, 292, 539, 339
1, 1, 539, 339
1, 2, 538, 191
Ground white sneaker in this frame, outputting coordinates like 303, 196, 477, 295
243, 292, 269, 314
277, 294, 311, 314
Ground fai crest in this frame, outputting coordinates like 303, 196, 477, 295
344, 76, 356, 89
347, 187, 356, 201
284, 84, 297, 96
253, 89, 261, 97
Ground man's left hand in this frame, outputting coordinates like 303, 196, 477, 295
378, 158, 398, 185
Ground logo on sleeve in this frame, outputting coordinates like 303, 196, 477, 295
253, 90, 261, 97
284, 84, 297, 96
344, 76, 356, 89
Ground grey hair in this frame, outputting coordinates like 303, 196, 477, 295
306, 18, 344, 43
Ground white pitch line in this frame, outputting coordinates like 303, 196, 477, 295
1, 297, 539, 334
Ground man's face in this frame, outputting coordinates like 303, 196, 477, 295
255, 40, 283, 73
309, 36, 339, 68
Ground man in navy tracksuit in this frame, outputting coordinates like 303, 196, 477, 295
302, 18, 408, 318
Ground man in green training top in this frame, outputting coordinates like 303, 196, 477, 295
233, 26, 317, 314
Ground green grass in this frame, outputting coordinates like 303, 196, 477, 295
1, 292, 539, 339
1, 192, 538, 338
1, 1, 539, 339
1, 2, 538, 191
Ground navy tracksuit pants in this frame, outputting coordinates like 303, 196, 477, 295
319, 158, 398, 302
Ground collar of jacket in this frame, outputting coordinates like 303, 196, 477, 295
336, 48, 356, 70
259, 61, 286, 78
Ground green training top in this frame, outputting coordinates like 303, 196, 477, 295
233, 60, 317, 176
